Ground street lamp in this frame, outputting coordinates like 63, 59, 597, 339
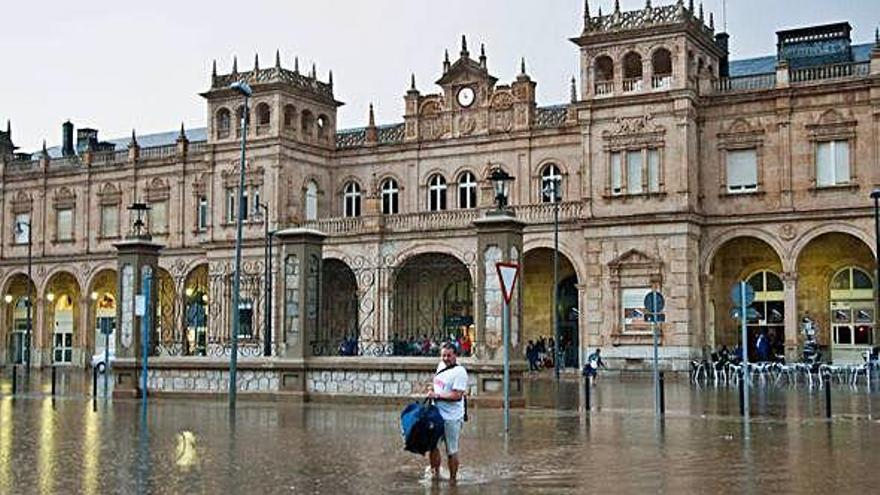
229, 79, 252, 407
488, 167, 515, 210
871, 189, 880, 349
14, 220, 32, 371
257, 202, 275, 357
543, 177, 562, 379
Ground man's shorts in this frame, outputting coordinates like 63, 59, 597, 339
442, 419, 463, 455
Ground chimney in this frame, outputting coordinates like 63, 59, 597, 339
715, 32, 730, 78
62, 121, 75, 157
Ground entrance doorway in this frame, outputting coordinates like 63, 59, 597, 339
53, 295, 74, 364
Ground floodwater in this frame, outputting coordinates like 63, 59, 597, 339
1, 370, 879, 494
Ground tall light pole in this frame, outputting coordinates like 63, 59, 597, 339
257, 202, 274, 357
14, 220, 32, 372
871, 189, 880, 349
543, 178, 562, 379
229, 80, 252, 407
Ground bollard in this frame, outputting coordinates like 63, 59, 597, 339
584, 376, 591, 412
659, 371, 666, 415
824, 375, 832, 419
51, 365, 57, 396
92, 366, 98, 398
11, 366, 17, 395
738, 379, 745, 416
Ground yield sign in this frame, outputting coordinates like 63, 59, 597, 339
496, 262, 520, 304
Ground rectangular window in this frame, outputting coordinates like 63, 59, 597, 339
816, 140, 850, 187
626, 150, 643, 195
647, 149, 660, 193
56, 208, 73, 241
149, 201, 168, 234
252, 187, 262, 219
226, 189, 235, 223
197, 196, 208, 231
13, 213, 30, 244
241, 189, 249, 221
622, 287, 651, 332
610, 152, 622, 195
100, 205, 118, 238
726, 148, 758, 193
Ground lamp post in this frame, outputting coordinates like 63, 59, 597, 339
229, 80, 252, 407
14, 220, 32, 372
543, 178, 562, 379
871, 189, 880, 349
488, 167, 515, 211
257, 202, 274, 357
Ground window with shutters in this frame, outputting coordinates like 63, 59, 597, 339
815, 140, 850, 187
56, 208, 74, 241
726, 149, 758, 193
608, 148, 662, 196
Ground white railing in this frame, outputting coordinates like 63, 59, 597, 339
714, 73, 776, 92
139, 144, 177, 160
651, 75, 672, 90
594, 81, 613, 96
622, 77, 643, 93
383, 209, 479, 232
302, 217, 364, 236
790, 61, 870, 83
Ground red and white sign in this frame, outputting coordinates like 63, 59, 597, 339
495, 262, 520, 304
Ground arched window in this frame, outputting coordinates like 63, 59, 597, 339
283, 105, 296, 131
427, 174, 447, 212
343, 181, 361, 218
622, 52, 643, 92
216, 108, 231, 139
594, 55, 614, 95
305, 181, 318, 221
255, 102, 271, 135
317, 115, 330, 141
457, 171, 477, 209
831, 267, 874, 347
540, 164, 562, 203
235, 105, 249, 137
301, 110, 315, 139
381, 178, 399, 215
745, 270, 785, 359
651, 48, 673, 89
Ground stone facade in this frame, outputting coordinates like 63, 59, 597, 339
1, 1, 880, 376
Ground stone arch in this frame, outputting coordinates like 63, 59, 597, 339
489, 91, 514, 109
38, 264, 87, 297
255, 102, 271, 127
390, 251, 474, 353
622, 51, 643, 80
319, 258, 359, 352
282, 104, 297, 130
300, 109, 315, 137
790, 222, 874, 264
702, 227, 787, 276
316, 114, 330, 141
650, 46, 672, 76
85, 267, 117, 358
419, 100, 442, 116
593, 54, 614, 81
181, 263, 209, 356
1, 272, 37, 365
42, 270, 82, 364
522, 237, 586, 287
215, 107, 232, 138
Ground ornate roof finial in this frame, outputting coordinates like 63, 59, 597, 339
254, 53, 259, 71
329, 70, 334, 87
232, 56, 238, 74
130, 129, 138, 147
688, 0, 694, 13
461, 34, 469, 57
479, 43, 486, 68
646, 0, 652, 8
410, 73, 417, 91
598, 6, 603, 17
584, 0, 590, 23
275, 49, 281, 69
570, 76, 577, 103
368, 103, 376, 128
42, 139, 48, 154
311, 62, 316, 79
294, 56, 300, 74
212, 59, 217, 77
876, 27, 879, 46
520, 57, 527, 75
179, 122, 186, 139
699, 2, 704, 22
444, 49, 451, 72
614, 0, 620, 13
6, 119, 10, 136
709, 12, 714, 29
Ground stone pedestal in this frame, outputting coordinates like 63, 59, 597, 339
113, 235, 163, 397
274, 228, 325, 390
473, 210, 525, 399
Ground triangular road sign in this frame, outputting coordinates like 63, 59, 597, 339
496, 262, 520, 304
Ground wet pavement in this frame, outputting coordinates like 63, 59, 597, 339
1, 369, 879, 494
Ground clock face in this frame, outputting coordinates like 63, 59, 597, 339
457, 86, 475, 107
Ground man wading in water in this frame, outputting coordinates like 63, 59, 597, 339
426, 342, 468, 482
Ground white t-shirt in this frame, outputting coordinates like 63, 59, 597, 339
433, 362, 468, 421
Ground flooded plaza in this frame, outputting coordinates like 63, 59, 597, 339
0, 370, 879, 494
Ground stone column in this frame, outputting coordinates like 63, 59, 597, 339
114, 236, 163, 397
783, 271, 799, 362
274, 228, 325, 360
473, 212, 524, 362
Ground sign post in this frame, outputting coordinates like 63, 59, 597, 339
496, 262, 520, 433
100, 317, 114, 399
644, 290, 665, 416
730, 281, 755, 422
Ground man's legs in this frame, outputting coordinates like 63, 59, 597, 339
429, 448, 441, 479
448, 453, 459, 481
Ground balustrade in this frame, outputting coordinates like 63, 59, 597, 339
594, 80, 614, 96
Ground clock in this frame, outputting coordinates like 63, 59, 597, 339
457, 86, 475, 108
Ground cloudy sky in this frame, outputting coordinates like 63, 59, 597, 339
2, 0, 878, 151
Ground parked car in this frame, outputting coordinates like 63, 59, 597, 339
91, 349, 116, 373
